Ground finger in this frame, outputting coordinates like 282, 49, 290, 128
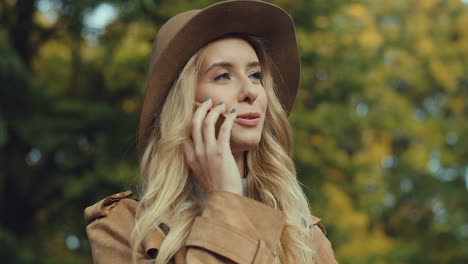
218, 108, 237, 145
191, 97, 212, 152
203, 102, 226, 146
182, 137, 196, 168
193, 101, 201, 112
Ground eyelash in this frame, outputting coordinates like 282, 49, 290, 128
251, 72, 262, 80
214, 72, 262, 81
214, 73, 230, 80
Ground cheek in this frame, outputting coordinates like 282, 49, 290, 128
196, 82, 232, 104
195, 82, 209, 101
259, 89, 268, 112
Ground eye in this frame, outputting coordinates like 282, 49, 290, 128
214, 72, 230, 81
250, 72, 262, 80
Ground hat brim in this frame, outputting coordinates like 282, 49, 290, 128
138, 0, 300, 154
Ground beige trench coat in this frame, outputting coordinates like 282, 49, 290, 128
84, 191, 338, 263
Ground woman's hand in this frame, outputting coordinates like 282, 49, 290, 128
182, 97, 243, 196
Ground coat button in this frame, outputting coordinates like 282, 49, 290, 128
146, 248, 159, 259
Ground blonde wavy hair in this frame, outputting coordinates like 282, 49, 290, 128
131, 35, 317, 263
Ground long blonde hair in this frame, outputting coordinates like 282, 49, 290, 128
131, 35, 317, 263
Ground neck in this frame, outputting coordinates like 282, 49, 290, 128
233, 151, 246, 179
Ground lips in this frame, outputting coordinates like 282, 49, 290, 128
235, 112, 260, 127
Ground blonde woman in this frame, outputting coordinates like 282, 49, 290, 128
84, 0, 338, 263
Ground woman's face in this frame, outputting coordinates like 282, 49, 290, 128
196, 37, 268, 153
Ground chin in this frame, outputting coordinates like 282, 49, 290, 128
230, 133, 262, 153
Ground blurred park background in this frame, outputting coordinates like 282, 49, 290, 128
1, 0, 468, 263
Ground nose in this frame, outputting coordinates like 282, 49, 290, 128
238, 75, 259, 104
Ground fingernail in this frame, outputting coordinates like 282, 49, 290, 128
216, 102, 224, 106
230, 108, 236, 114
203, 97, 210, 102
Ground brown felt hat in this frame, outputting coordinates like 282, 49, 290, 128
137, 0, 300, 154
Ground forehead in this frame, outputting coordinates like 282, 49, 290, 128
201, 37, 259, 66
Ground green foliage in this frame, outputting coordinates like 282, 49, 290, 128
290, 0, 468, 263
1, 0, 467, 263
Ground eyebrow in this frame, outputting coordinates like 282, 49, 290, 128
205, 61, 260, 73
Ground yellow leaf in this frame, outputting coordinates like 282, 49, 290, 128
429, 59, 457, 92
121, 98, 137, 113
346, 3, 368, 17
309, 134, 323, 146
358, 29, 383, 50
416, 37, 435, 57
315, 16, 329, 28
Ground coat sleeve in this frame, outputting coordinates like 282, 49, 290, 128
308, 217, 339, 264
84, 191, 157, 264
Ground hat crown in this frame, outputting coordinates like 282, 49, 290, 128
150, 10, 200, 72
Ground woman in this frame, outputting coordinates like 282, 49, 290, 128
84, 0, 338, 263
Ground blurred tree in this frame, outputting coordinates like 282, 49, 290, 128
290, 0, 468, 263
